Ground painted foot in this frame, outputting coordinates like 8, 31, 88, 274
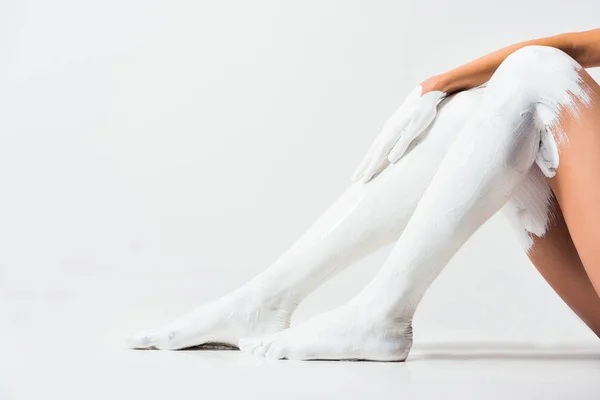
239, 305, 412, 361
126, 285, 293, 350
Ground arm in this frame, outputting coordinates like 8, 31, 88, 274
423, 28, 600, 95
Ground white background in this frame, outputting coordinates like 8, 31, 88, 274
1, 1, 600, 393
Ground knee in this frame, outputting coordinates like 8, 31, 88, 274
500, 45, 578, 75
486, 45, 585, 103
437, 90, 482, 120
481, 45, 590, 143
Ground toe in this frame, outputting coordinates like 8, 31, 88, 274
282, 341, 317, 361
126, 330, 160, 349
237, 338, 253, 350
264, 344, 285, 360
238, 338, 262, 354
153, 330, 183, 350
254, 341, 272, 357
127, 328, 185, 350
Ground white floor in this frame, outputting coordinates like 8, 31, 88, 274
3, 339, 600, 400
3, 217, 600, 400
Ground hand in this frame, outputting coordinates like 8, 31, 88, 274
352, 85, 446, 183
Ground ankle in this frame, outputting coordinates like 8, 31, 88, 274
234, 279, 299, 313
349, 301, 414, 338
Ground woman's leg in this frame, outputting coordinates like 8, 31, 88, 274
126, 90, 481, 350
546, 69, 600, 297
508, 66, 600, 338
241, 45, 592, 361
491, 65, 600, 338
526, 194, 600, 337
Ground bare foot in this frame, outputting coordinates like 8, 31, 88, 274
239, 304, 412, 361
126, 285, 294, 350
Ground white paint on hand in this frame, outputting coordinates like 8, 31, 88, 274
352, 85, 446, 183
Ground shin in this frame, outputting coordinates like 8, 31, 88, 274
241, 46, 591, 361
127, 90, 482, 349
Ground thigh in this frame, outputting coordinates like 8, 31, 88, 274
527, 193, 600, 336
549, 70, 600, 294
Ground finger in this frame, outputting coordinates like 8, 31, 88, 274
535, 128, 559, 178
388, 104, 438, 164
385, 86, 422, 124
360, 140, 394, 183
352, 124, 401, 182
402, 85, 423, 107
353, 87, 422, 182
387, 124, 415, 164
360, 124, 407, 182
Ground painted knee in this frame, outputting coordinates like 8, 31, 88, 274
501, 45, 579, 75
481, 45, 591, 179
486, 44, 587, 110
499, 46, 588, 178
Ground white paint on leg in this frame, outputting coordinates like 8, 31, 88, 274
248, 46, 592, 361
503, 165, 555, 251
127, 90, 482, 350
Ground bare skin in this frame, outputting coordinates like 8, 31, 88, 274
538, 70, 600, 324
527, 194, 600, 337
422, 29, 600, 94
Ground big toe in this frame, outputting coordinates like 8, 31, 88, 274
264, 343, 286, 360
126, 329, 161, 349
238, 338, 264, 354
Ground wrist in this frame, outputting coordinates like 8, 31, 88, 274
421, 74, 451, 95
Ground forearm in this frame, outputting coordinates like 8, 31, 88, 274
423, 29, 600, 95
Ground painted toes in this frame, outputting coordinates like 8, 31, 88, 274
239, 337, 275, 357
253, 341, 272, 357
264, 343, 286, 360
126, 329, 161, 349
152, 330, 183, 350
127, 327, 185, 350
238, 338, 263, 354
